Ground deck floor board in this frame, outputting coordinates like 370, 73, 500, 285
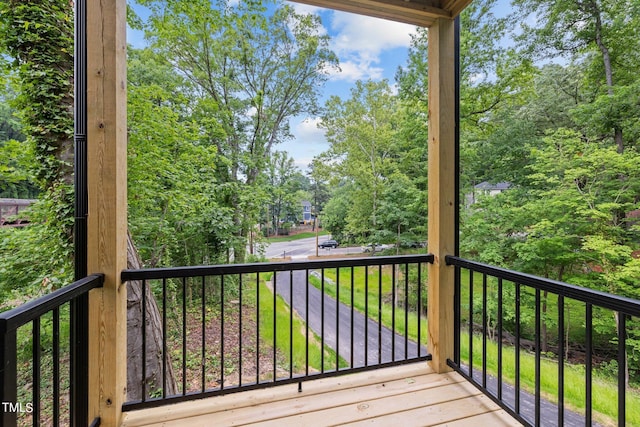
121, 363, 522, 427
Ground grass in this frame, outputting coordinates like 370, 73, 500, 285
460, 330, 640, 426
154, 272, 344, 392
457, 269, 620, 361
266, 230, 329, 243
310, 265, 429, 346
255, 276, 346, 374
305, 265, 639, 426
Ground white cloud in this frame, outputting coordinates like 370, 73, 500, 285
330, 13, 414, 55
328, 12, 416, 82
292, 117, 326, 146
288, 2, 325, 16
285, 3, 415, 82
283, 117, 329, 171
337, 60, 384, 81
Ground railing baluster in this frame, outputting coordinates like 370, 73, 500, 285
586, 303, 592, 426
33, 318, 41, 425
256, 272, 260, 384
392, 263, 396, 362
336, 267, 340, 371
162, 278, 167, 399
558, 295, 564, 426
272, 272, 276, 381
515, 282, 521, 414
535, 288, 541, 427
1, 323, 17, 427
53, 308, 60, 427
201, 276, 206, 392
417, 263, 422, 357
618, 313, 626, 427
350, 266, 354, 368
321, 269, 325, 372
365, 266, 369, 366
182, 277, 187, 395
482, 273, 487, 389
469, 269, 473, 378
239, 274, 243, 387
289, 270, 293, 379
378, 265, 382, 364
142, 279, 147, 400
497, 278, 503, 400
404, 263, 409, 359
305, 269, 309, 377
221, 275, 225, 390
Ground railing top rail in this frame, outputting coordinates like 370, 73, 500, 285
446, 255, 640, 317
0, 273, 104, 332
121, 253, 434, 282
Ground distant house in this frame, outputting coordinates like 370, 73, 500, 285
0, 198, 36, 227
466, 181, 511, 205
301, 200, 313, 224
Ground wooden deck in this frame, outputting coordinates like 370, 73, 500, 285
121, 363, 522, 427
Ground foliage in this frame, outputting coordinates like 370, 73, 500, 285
320, 80, 405, 242
0, 0, 74, 188
262, 151, 305, 235
127, 48, 232, 267
137, 0, 338, 261
0, 0, 75, 295
0, 194, 73, 302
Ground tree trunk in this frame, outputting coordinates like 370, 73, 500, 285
126, 230, 177, 400
590, 0, 624, 153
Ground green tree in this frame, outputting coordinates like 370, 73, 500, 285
127, 47, 231, 267
263, 151, 301, 236
138, 0, 338, 260
321, 80, 398, 241
514, 0, 640, 152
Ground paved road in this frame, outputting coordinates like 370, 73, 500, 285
460, 364, 602, 427
270, 259, 596, 427
264, 236, 363, 259
265, 239, 600, 426
273, 270, 428, 367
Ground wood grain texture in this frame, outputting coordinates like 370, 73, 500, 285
290, 0, 448, 27
121, 363, 520, 427
427, 17, 456, 373
86, 0, 128, 424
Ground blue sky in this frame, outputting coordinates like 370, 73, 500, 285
284, 3, 417, 169
128, 1, 419, 170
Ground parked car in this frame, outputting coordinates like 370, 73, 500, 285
361, 243, 392, 253
318, 239, 339, 249
400, 240, 427, 248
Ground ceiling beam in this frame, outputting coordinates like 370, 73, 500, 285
441, 0, 474, 17
289, 0, 452, 27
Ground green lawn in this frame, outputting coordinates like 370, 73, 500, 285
312, 265, 429, 347
266, 230, 328, 243
307, 265, 639, 426
252, 272, 346, 374
460, 330, 640, 426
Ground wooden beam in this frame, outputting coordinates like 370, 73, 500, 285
427, 17, 456, 373
290, 0, 450, 27
86, 0, 128, 424
441, 0, 474, 17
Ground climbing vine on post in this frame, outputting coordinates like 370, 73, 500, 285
0, 0, 75, 252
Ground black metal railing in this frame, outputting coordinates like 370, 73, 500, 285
447, 255, 640, 427
121, 254, 433, 410
0, 274, 104, 427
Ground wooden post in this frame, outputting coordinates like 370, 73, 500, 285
427, 17, 456, 373
86, 0, 128, 424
